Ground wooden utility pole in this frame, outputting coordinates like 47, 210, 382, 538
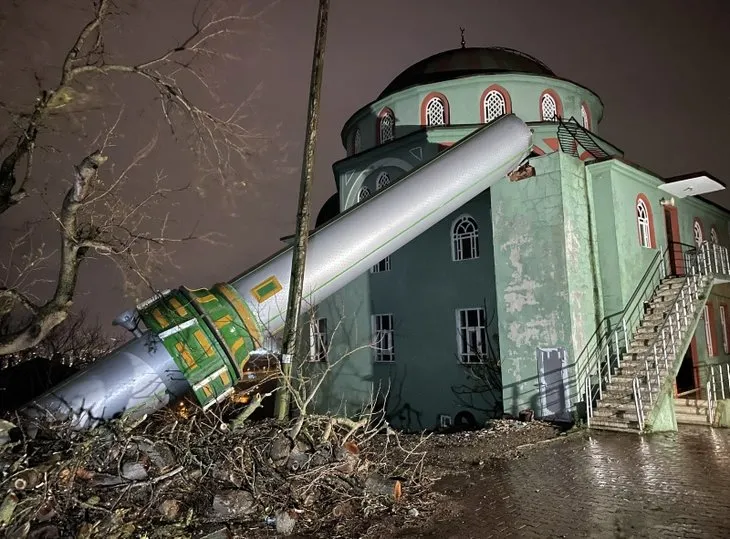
274, 0, 330, 421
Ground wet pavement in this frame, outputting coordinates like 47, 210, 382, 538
417, 427, 730, 538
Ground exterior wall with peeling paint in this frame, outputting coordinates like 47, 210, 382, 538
492, 152, 575, 417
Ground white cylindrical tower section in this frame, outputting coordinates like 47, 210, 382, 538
232, 114, 531, 335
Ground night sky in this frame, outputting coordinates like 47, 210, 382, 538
1, 0, 729, 337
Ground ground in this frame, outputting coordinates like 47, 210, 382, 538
3, 413, 730, 538
391, 426, 730, 539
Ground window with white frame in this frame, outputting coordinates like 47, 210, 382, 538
375, 171, 390, 191
353, 128, 362, 154
456, 308, 487, 363
705, 304, 715, 356
425, 96, 446, 126
379, 111, 394, 143
309, 317, 328, 362
452, 215, 479, 261
483, 90, 506, 122
540, 92, 558, 121
581, 104, 590, 129
711, 227, 719, 246
694, 219, 704, 247
371, 256, 391, 273
721, 305, 729, 354
636, 198, 652, 248
357, 186, 371, 202
372, 314, 395, 362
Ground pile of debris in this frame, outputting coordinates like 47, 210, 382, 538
0, 403, 431, 538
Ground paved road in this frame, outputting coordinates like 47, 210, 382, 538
416, 427, 730, 538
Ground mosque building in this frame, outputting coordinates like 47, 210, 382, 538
304, 41, 730, 432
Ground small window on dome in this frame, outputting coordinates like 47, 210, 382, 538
379, 110, 395, 143
540, 92, 559, 121
483, 90, 507, 123
375, 172, 390, 191
357, 186, 371, 202
425, 96, 447, 126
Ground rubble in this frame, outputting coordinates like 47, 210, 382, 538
0, 403, 560, 538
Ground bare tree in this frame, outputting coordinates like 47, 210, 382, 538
0, 0, 272, 355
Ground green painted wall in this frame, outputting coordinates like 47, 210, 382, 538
690, 285, 730, 390
368, 190, 500, 431
492, 152, 575, 417
560, 153, 604, 394
304, 273, 375, 416
342, 73, 603, 154
587, 161, 664, 316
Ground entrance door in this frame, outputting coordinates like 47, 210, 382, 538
537, 347, 571, 421
675, 337, 700, 397
664, 205, 683, 275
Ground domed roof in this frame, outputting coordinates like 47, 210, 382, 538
378, 47, 555, 99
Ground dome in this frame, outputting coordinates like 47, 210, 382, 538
378, 47, 555, 99
315, 194, 339, 228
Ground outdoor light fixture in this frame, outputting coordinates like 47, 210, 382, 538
658, 172, 725, 199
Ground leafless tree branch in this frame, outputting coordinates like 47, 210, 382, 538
0, 0, 270, 355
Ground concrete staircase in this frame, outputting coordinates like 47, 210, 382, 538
589, 275, 712, 432
674, 397, 710, 426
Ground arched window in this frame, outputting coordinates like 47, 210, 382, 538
483, 89, 507, 122
452, 215, 479, 261
375, 172, 390, 191
540, 90, 562, 121
580, 103, 591, 130
357, 186, 371, 203
636, 196, 653, 248
378, 109, 395, 144
693, 218, 704, 247
421, 93, 449, 126
353, 128, 362, 154
711, 227, 719, 246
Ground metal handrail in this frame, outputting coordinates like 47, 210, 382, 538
708, 361, 730, 424
632, 241, 730, 431
578, 246, 669, 423
575, 248, 665, 379
633, 377, 645, 431
633, 244, 705, 410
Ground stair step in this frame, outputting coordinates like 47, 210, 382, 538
675, 397, 708, 407
675, 412, 710, 425
658, 281, 685, 290
594, 408, 641, 422
605, 381, 660, 394
584, 273, 714, 435
590, 418, 641, 432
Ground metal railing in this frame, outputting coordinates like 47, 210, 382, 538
632, 241, 730, 431
708, 361, 730, 424
578, 246, 671, 425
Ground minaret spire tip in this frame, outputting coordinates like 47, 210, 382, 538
460, 27, 466, 48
